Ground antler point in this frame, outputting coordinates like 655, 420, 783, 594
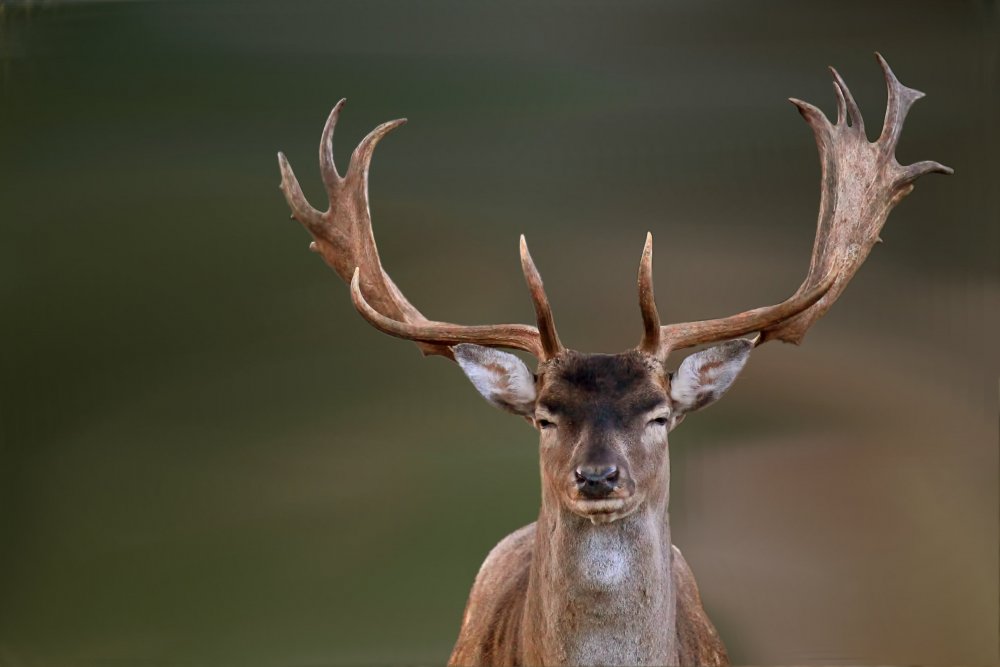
874, 52, 894, 79
642, 232, 654, 260
637, 229, 661, 354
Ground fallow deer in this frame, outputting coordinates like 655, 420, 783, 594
277, 54, 950, 667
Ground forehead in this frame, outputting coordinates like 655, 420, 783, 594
538, 351, 667, 419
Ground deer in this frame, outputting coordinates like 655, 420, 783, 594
276, 54, 950, 667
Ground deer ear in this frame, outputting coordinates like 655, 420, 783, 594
669, 339, 753, 422
454, 344, 537, 417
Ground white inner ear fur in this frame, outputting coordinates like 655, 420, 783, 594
453, 344, 537, 417
670, 338, 753, 418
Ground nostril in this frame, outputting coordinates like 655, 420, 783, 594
575, 465, 619, 487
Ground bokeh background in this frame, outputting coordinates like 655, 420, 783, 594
1, 1, 997, 665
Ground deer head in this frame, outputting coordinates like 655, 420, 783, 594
277, 54, 950, 527
453, 338, 757, 525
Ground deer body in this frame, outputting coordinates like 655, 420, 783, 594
453, 521, 726, 666
277, 55, 950, 666
454, 518, 677, 667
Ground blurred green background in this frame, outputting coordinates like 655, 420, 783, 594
1, 1, 997, 665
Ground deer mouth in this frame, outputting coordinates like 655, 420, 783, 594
567, 495, 639, 524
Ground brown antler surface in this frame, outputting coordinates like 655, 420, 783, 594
761, 53, 953, 344
277, 101, 559, 360
643, 53, 951, 358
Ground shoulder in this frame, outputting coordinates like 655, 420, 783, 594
467, 522, 535, 610
672, 544, 731, 667
449, 523, 536, 666
479, 523, 536, 577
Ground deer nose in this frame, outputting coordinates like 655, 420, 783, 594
574, 465, 620, 498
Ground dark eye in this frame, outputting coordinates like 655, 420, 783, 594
537, 418, 556, 430
649, 416, 669, 427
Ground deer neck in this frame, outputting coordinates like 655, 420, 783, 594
523, 484, 677, 666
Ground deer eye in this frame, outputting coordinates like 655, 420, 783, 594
537, 418, 556, 430
649, 416, 669, 427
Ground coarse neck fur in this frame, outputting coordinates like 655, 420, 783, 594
521, 472, 677, 666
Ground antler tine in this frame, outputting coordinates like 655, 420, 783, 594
319, 98, 345, 193
278, 153, 323, 230
278, 104, 548, 360
637, 232, 661, 354
520, 235, 564, 360
829, 66, 864, 134
875, 52, 921, 155
832, 76, 848, 127
654, 55, 951, 358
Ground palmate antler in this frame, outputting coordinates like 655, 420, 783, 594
278, 54, 950, 364
637, 53, 952, 357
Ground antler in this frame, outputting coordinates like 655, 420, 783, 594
638, 53, 952, 358
277, 100, 564, 361
280, 56, 949, 365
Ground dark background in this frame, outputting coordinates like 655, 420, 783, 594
1, 1, 997, 665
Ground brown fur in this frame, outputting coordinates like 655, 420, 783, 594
673, 545, 730, 667
449, 351, 731, 667
449, 523, 728, 666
